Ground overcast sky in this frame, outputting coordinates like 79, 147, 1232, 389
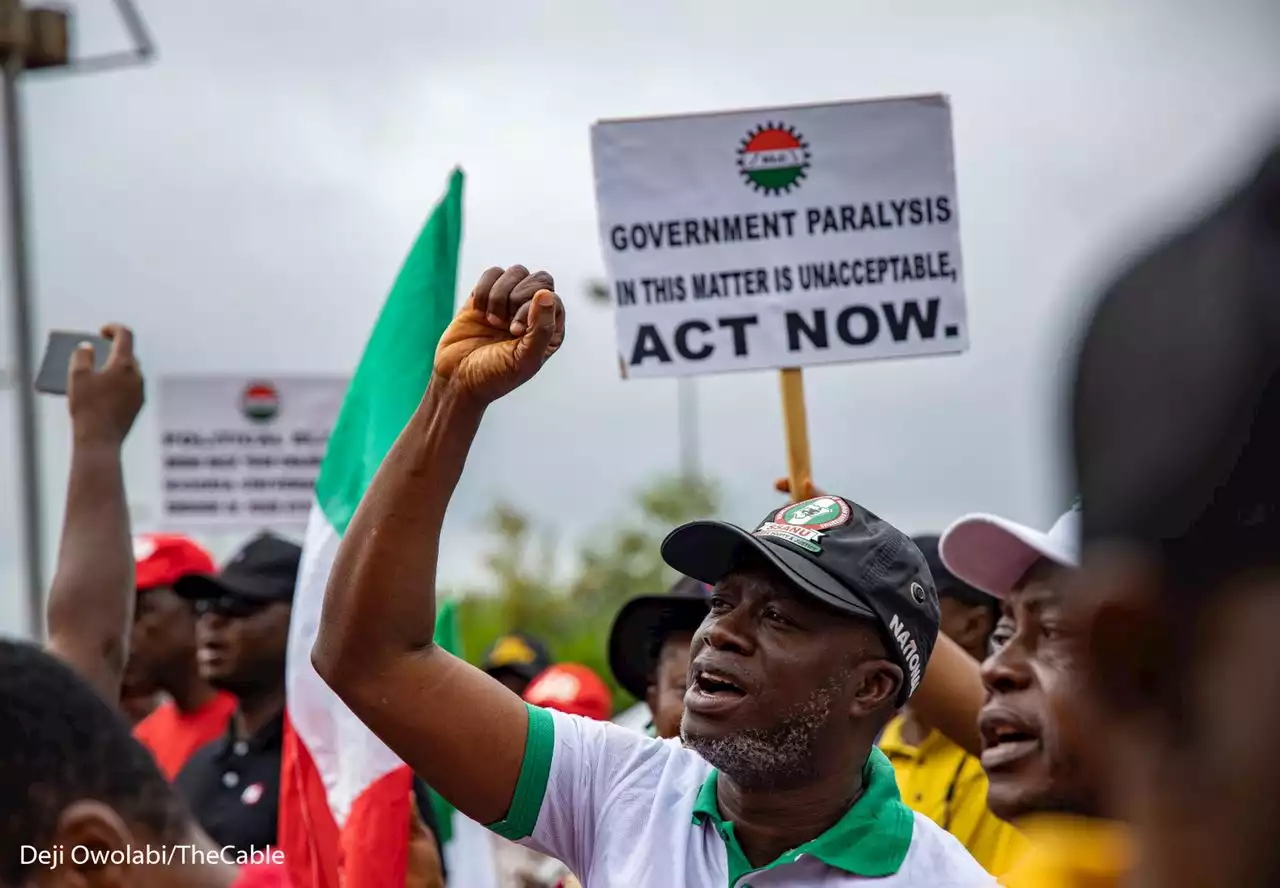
1, 0, 1278, 635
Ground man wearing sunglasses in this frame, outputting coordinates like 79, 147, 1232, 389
172, 531, 300, 853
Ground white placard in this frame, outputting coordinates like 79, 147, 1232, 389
157, 376, 347, 531
591, 95, 968, 379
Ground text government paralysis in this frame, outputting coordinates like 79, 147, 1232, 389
21, 844, 285, 869
607, 195, 954, 252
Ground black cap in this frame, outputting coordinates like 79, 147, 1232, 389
661, 496, 939, 705
480, 633, 552, 683
912, 534, 993, 608
608, 575, 713, 700
173, 531, 302, 605
1071, 139, 1280, 584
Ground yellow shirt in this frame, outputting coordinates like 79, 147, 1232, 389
879, 715, 1029, 877
999, 815, 1132, 888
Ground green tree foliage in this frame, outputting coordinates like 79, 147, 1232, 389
453, 473, 720, 713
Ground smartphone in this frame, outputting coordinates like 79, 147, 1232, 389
34, 330, 111, 395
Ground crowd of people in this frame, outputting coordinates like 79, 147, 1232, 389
3, 139, 1278, 888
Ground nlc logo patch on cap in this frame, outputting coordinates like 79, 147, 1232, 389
753, 496, 852, 553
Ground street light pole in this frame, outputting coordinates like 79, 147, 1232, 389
2, 47, 44, 640
1, 0, 153, 640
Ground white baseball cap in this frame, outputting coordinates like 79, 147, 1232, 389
938, 506, 1080, 599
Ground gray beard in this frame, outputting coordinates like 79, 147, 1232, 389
680, 671, 848, 791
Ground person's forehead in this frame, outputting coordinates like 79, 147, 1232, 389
660, 628, 696, 652
137, 585, 186, 610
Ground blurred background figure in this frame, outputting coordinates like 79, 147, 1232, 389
523, 662, 613, 722
171, 531, 298, 850
608, 575, 711, 739
1070, 141, 1280, 888
129, 532, 238, 779
481, 632, 554, 696
877, 535, 1027, 876
0, 640, 293, 888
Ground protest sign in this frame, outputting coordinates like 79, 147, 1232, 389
157, 375, 346, 531
590, 94, 967, 380
591, 94, 967, 494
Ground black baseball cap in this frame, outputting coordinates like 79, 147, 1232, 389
173, 531, 302, 605
609, 575, 713, 700
480, 633, 552, 683
912, 534, 993, 608
1071, 139, 1280, 585
661, 495, 939, 705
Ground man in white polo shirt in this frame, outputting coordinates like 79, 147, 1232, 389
311, 264, 994, 887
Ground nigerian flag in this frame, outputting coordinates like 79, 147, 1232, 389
279, 169, 470, 888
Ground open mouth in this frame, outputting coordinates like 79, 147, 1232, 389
978, 710, 1042, 770
693, 670, 746, 698
685, 666, 750, 716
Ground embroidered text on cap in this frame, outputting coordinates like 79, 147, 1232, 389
889, 613, 923, 695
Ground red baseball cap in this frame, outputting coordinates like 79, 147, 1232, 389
134, 533, 217, 591
523, 664, 613, 721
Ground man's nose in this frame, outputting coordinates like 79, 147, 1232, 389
702, 605, 757, 656
197, 610, 228, 636
980, 637, 1033, 695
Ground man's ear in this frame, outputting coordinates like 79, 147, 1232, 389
1074, 548, 1168, 721
42, 800, 134, 888
847, 660, 902, 718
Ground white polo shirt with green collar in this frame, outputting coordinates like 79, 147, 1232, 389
487, 704, 997, 887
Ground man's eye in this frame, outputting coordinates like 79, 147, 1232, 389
709, 596, 731, 613
764, 607, 791, 625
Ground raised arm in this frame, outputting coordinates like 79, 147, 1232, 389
45, 324, 145, 702
312, 265, 565, 826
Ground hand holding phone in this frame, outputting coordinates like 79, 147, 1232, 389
35, 330, 110, 395
38, 324, 145, 447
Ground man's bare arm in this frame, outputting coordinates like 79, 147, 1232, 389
45, 325, 144, 702
313, 265, 565, 825
910, 633, 983, 756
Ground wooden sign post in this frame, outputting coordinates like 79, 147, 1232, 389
778, 367, 812, 502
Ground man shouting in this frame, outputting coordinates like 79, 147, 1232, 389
312, 266, 993, 887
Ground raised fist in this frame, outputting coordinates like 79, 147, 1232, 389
67, 323, 144, 447
434, 265, 566, 404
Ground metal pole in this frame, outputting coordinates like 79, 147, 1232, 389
3, 51, 45, 640
677, 377, 700, 481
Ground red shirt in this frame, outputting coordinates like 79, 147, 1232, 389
233, 862, 293, 887
134, 691, 238, 780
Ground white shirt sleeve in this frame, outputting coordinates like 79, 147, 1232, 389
485, 704, 704, 879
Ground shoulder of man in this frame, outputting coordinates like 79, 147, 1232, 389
490, 705, 706, 872
132, 699, 176, 739
899, 810, 1001, 886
